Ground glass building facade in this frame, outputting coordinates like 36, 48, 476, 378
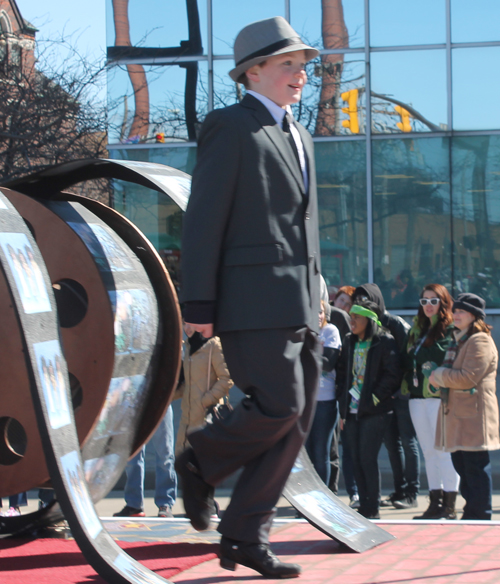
106, 0, 500, 312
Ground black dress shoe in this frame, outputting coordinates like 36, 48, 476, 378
219, 536, 301, 579
175, 448, 215, 531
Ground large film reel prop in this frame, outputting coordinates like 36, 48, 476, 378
0, 161, 185, 535
284, 447, 394, 551
0, 192, 177, 583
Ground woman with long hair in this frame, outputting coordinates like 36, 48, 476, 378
430, 294, 500, 520
337, 299, 401, 519
405, 284, 459, 519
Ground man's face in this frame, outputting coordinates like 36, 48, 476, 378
246, 50, 307, 107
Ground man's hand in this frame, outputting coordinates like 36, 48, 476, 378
185, 322, 214, 339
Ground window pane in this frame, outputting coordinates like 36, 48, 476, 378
290, 0, 365, 49
451, 0, 500, 43
452, 47, 500, 131
295, 53, 366, 136
371, 50, 447, 133
372, 137, 451, 310
107, 62, 208, 144
212, 0, 285, 55
369, 0, 446, 47
213, 60, 244, 109
109, 146, 196, 289
452, 136, 500, 307
316, 140, 368, 292
106, 0, 207, 53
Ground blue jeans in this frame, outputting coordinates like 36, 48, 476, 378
306, 399, 338, 484
383, 398, 420, 495
451, 450, 492, 520
1, 492, 27, 508
344, 411, 390, 513
124, 405, 177, 509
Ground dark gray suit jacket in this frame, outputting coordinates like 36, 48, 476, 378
181, 94, 321, 334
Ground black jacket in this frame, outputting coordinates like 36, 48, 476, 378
181, 94, 321, 333
337, 331, 402, 419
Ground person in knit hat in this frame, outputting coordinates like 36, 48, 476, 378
430, 293, 500, 520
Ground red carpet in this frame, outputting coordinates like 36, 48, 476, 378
0, 538, 218, 583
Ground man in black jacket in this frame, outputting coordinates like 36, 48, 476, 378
178, 17, 322, 579
352, 283, 420, 509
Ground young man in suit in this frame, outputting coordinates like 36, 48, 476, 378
177, 16, 322, 578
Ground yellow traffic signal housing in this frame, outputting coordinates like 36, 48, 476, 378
394, 105, 412, 132
341, 89, 359, 134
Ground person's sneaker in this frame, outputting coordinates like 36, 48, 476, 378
158, 506, 174, 518
380, 492, 403, 508
113, 505, 145, 517
349, 494, 360, 509
393, 494, 418, 509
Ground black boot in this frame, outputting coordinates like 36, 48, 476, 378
442, 491, 458, 520
219, 536, 301, 578
413, 489, 443, 519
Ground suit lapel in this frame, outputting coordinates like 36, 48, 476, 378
241, 95, 306, 194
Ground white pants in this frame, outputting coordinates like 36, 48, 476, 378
409, 398, 460, 492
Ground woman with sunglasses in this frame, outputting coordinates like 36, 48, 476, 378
430, 294, 499, 520
404, 284, 459, 519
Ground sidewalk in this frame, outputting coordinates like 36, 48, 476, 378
95, 489, 500, 522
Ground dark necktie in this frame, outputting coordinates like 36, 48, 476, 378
282, 112, 301, 167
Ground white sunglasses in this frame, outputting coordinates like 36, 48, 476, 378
419, 298, 440, 306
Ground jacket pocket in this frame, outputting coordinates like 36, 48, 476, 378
224, 243, 283, 266
453, 391, 479, 418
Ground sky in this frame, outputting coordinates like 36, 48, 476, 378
17, 0, 106, 63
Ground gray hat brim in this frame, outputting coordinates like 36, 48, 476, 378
229, 44, 319, 83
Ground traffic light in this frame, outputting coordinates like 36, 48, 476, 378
341, 89, 359, 134
155, 132, 165, 143
394, 105, 412, 132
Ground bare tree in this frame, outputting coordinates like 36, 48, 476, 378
0, 34, 110, 202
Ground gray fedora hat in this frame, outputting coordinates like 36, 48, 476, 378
229, 16, 319, 83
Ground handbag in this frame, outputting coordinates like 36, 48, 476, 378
204, 343, 232, 421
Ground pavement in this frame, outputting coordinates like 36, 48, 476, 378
16, 488, 500, 522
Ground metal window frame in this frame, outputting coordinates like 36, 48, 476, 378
106, 0, 500, 306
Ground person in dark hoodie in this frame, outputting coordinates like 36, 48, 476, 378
337, 299, 402, 519
352, 283, 420, 510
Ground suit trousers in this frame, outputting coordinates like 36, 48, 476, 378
188, 326, 321, 544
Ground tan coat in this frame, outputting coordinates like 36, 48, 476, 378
434, 331, 500, 452
174, 336, 233, 454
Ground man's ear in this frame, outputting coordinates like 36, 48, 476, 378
245, 64, 261, 86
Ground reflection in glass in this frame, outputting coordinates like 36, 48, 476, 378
212, 0, 285, 55
107, 62, 208, 144
213, 60, 244, 110
315, 141, 367, 291
452, 47, 500, 131
106, 0, 207, 53
290, 0, 365, 49
452, 136, 500, 307
371, 50, 447, 133
295, 54, 365, 136
369, 0, 445, 47
372, 138, 451, 310
451, 0, 500, 43
110, 147, 195, 291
